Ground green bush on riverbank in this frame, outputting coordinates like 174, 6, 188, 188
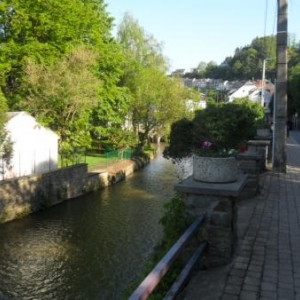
124, 193, 194, 299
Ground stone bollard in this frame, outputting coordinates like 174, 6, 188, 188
246, 140, 270, 172
255, 134, 272, 160
236, 151, 262, 199
174, 174, 247, 268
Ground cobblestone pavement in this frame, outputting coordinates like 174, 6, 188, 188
181, 131, 300, 300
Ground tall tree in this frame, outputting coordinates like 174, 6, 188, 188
185, 35, 277, 81
133, 66, 188, 144
117, 13, 187, 145
21, 46, 101, 160
0, 0, 134, 151
0, 90, 13, 175
117, 12, 167, 71
0, 0, 113, 108
288, 45, 300, 116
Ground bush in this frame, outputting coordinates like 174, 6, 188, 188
123, 193, 192, 300
164, 100, 264, 160
163, 118, 193, 160
147, 193, 193, 299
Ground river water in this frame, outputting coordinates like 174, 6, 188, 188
0, 148, 192, 300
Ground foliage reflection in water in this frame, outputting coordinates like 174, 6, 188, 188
0, 147, 192, 300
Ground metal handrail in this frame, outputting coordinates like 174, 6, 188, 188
128, 215, 206, 300
163, 242, 207, 300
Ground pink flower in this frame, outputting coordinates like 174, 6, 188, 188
202, 141, 213, 148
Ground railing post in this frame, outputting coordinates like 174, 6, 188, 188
128, 217, 204, 300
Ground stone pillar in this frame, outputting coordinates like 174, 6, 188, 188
255, 135, 272, 160
273, 0, 288, 173
174, 174, 247, 268
247, 140, 270, 171
236, 151, 262, 199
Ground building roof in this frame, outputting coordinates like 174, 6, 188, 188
7, 111, 25, 120
6, 111, 59, 138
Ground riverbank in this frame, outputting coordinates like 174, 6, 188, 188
0, 154, 152, 224
89, 154, 152, 186
0, 147, 181, 300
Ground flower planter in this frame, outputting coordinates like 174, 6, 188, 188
193, 155, 238, 183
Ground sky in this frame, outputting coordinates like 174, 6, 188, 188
105, 0, 299, 73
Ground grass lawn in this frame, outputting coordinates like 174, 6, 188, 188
58, 154, 109, 170
85, 155, 108, 170
59, 148, 136, 170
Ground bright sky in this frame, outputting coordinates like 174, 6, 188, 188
105, 0, 299, 72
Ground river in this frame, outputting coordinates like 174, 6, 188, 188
0, 147, 192, 300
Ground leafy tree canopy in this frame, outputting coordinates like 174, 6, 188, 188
288, 45, 300, 116
116, 13, 188, 146
20, 46, 101, 158
182, 35, 277, 81
0, 90, 13, 172
0, 0, 114, 107
0, 90, 8, 130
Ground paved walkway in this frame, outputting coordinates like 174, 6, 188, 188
180, 130, 300, 300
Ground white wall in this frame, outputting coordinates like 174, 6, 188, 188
2, 112, 58, 179
228, 82, 257, 102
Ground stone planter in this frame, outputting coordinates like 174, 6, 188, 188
193, 155, 238, 183
256, 128, 270, 137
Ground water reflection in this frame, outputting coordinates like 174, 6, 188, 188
0, 148, 192, 300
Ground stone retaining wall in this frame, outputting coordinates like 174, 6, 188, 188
0, 157, 150, 224
0, 164, 88, 223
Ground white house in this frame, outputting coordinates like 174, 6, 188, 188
228, 81, 257, 102
248, 89, 272, 113
1, 112, 59, 179
228, 80, 274, 113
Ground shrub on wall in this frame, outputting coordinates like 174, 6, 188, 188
124, 193, 192, 299
164, 99, 265, 160
193, 99, 264, 149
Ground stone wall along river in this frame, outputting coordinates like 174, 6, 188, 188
0, 147, 192, 300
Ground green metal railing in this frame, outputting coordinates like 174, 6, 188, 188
60, 147, 134, 169
129, 216, 207, 300
59, 143, 158, 170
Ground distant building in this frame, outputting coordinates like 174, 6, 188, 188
228, 80, 274, 112
228, 81, 257, 102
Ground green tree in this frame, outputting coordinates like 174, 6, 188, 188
204, 61, 218, 78
0, 90, 13, 175
197, 35, 277, 81
197, 61, 207, 72
117, 13, 187, 146
117, 12, 167, 71
204, 89, 227, 104
0, 91, 7, 131
0, 0, 135, 152
0, 0, 113, 108
134, 67, 188, 145
20, 46, 101, 161
286, 42, 300, 116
